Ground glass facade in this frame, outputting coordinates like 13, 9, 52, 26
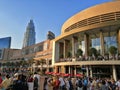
0, 37, 11, 49
0, 37, 11, 59
104, 31, 117, 53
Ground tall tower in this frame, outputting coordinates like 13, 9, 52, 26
22, 19, 36, 48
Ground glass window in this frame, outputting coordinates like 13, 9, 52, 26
104, 31, 117, 53
90, 33, 101, 54
78, 34, 85, 55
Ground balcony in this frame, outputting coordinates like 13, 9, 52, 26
55, 55, 120, 66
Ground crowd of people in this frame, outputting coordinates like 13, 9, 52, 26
0, 71, 40, 90
0, 70, 120, 90
43, 75, 120, 90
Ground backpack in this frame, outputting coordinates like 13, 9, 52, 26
78, 80, 83, 88
34, 77, 38, 89
83, 79, 88, 86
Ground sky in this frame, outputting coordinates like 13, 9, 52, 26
0, 0, 112, 49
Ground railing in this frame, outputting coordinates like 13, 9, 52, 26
57, 55, 120, 62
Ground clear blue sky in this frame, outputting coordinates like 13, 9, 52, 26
0, 0, 112, 49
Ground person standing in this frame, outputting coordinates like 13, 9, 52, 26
47, 77, 53, 90
116, 79, 120, 90
59, 76, 66, 90
53, 76, 60, 90
83, 77, 88, 90
33, 72, 40, 90
0, 74, 11, 90
100, 80, 108, 90
109, 80, 117, 90
76, 78, 83, 90
0, 73, 2, 84
27, 74, 34, 90
34, 77, 38, 90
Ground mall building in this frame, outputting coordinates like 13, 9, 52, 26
0, 31, 55, 73
52, 1, 120, 80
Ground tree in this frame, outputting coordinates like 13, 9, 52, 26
89, 47, 98, 57
59, 54, 63, 58
76, 49, 83, 57
109, 46, 117, 56
67, 52, 72, 58
28, 59, 34, 67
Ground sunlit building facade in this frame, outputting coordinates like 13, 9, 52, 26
9, 39, 53, 72
53, 1, 120, 80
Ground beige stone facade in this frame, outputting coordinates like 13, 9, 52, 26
0, 49, 19, 62
53, 1, 120, 80
0, 39, 53, 72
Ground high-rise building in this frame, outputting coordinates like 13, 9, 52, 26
0, 37, 11, 49
0, 37, 11, 59
22, 19, 36, 48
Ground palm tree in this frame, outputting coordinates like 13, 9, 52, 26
28, 59, 34, 67
6, 62, 11, 67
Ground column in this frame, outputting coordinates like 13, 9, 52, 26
117, 29, 120, 53
69, 66, 71, 74
72, 37, 75, 57
84, 33, 89, 56
63, 40, 66, 58
74, 66, 77, 75
90, 66, 93, 77
54, 66, 58, 73
59, 42, 64, 58
58, 66, 60, 73
52, 41, 59, 64
112, 65, 117, 81
46, 59, 49, 72
100, 31, 105, 56
61, 66, 65, 73
86, 66, 89, 77
64, 40, 69, 58
74, 36, 78, 56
